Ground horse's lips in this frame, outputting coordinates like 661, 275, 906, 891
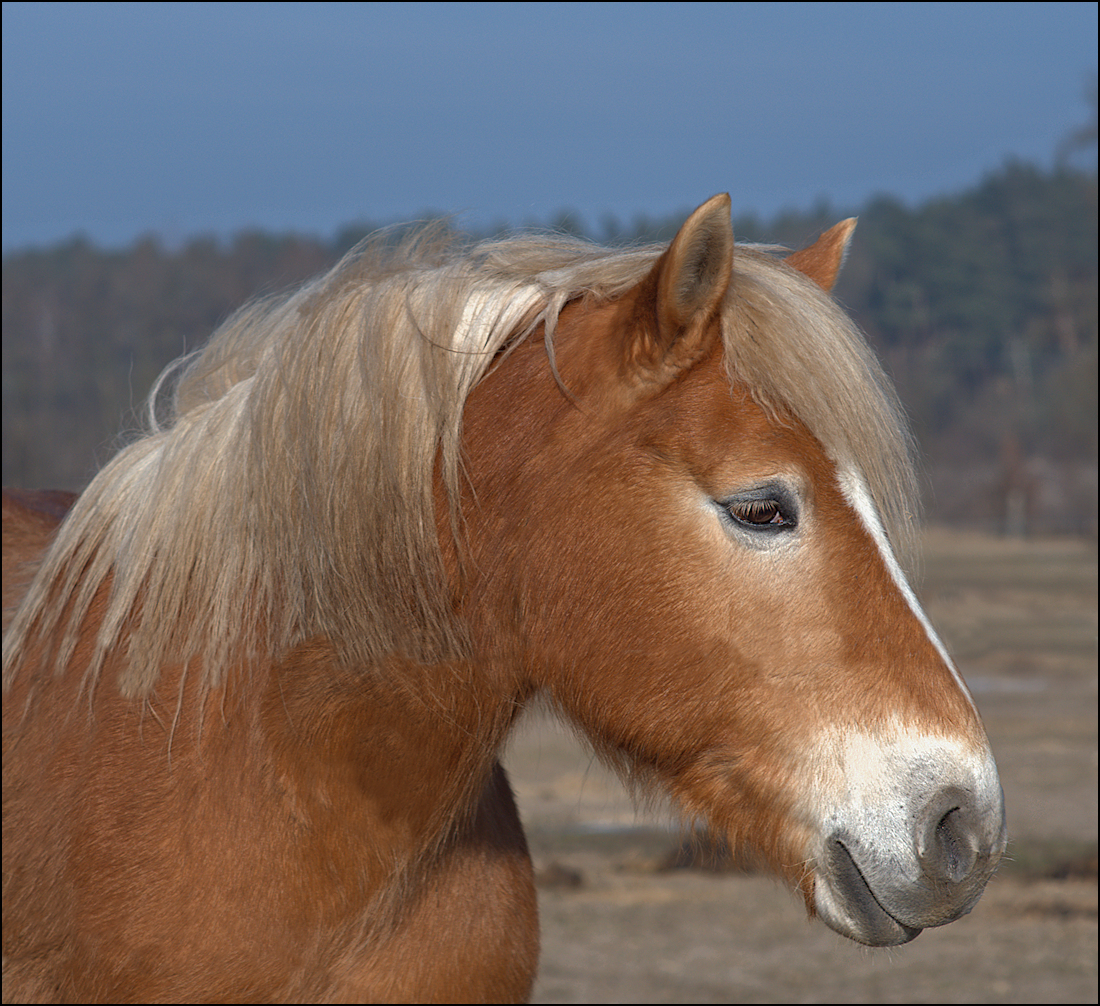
816, 840, 924, 947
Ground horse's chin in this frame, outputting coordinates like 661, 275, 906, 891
813, 843, 924, 947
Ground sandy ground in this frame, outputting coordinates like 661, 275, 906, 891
504, 529, 1098, 1004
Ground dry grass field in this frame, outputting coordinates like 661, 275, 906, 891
505, 529, 1098, 1004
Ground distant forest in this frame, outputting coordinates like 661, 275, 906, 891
3, 161, 1096, 535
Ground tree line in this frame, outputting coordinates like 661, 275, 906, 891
3, 161, 1096, 534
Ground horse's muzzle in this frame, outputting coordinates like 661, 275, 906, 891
813, 779, 1008, 947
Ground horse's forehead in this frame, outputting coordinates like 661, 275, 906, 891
637, 349, 832, 476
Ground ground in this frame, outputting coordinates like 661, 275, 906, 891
504, 529, 1098, 1004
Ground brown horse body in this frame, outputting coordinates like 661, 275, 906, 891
3, 197, 1005, 1002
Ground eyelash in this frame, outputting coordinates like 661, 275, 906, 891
718, 487, 799, 534
726, 498, 792, 527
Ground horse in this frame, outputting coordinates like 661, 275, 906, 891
2, 194, 1006, 1003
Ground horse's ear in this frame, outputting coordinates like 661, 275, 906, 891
626, 193, 733, 388
785, 218, 857, 292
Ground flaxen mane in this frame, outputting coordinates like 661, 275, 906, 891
3, 228, 916, 698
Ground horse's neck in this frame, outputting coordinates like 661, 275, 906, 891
3, 484, 522, 887
258, 641, 518, 862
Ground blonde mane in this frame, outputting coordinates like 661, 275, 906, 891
3, 228, 917, 697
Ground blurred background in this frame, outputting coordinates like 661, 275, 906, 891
3, 4, 1096, 1001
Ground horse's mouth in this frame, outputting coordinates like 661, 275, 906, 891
815, 840, 924, 947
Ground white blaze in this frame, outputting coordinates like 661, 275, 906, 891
835, 467, 978, 717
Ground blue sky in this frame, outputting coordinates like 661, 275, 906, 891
3, 2, 1096, 250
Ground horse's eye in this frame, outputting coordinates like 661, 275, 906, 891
724, 497, 796, 530
729, 499, 784, 525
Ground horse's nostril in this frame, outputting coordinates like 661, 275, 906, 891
918, 796, 981, 885
934, 807, 974, 882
